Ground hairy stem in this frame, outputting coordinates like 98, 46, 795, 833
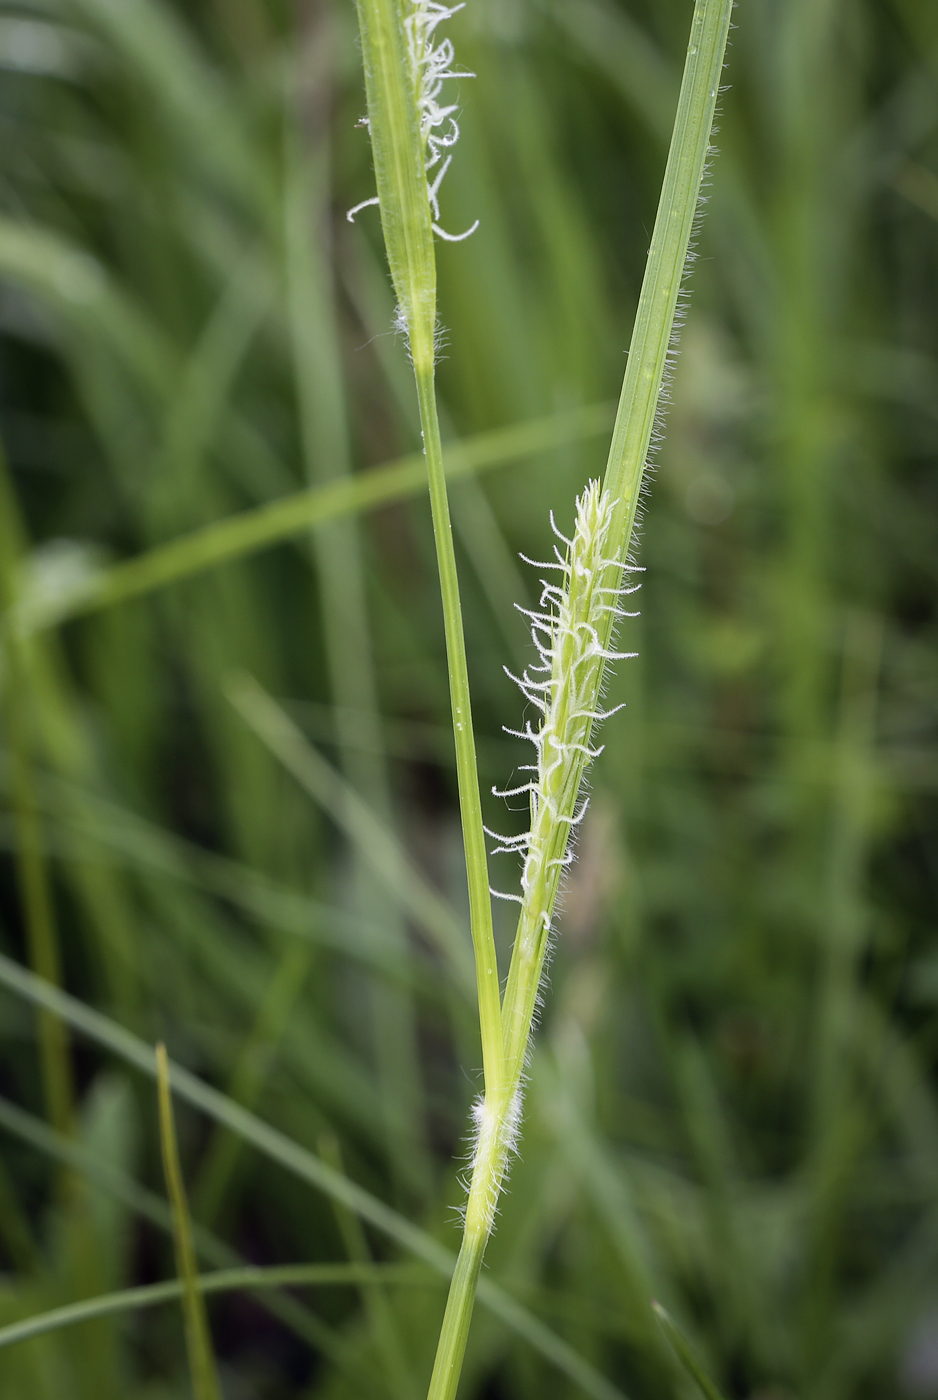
425, 1, 734, 1392
601, 0, 734, 598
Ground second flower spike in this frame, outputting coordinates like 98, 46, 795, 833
498, 481, 641, 1077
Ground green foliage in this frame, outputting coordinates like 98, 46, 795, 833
653, 1301, 727, 1400
0, 0, 936, 1398
157, 1042, 223, 1400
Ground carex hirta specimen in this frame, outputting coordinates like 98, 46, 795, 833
349, 0, 734, 1395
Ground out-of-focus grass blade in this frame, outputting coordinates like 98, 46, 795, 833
652, 1301, 728, 1400
0, 1262, 430, 1355
0, 765, 417, 984
68, 0, 262, 208
319, 1132, 416, 1400
541, 0, 677, 140
191, 942, 314, 1227
0, 219, 173, 396
0, 953, 627, 1400
538, 1048, 661, 1351
156, 1043, 222, 1400
895, 162, 938, 223
227, 671, 475, 989
0, 1091, 379, 1373
0, 1152, 39, 1275
16, 402, 613, 633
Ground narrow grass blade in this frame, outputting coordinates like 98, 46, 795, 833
319, 1133, 416, 1400
601, 0, 734, 566
652, 1302, 728, 1400
0, 445, 75, 1141
0, 1262, 430, 1355
156, 1044, 222, 1400
68, 0, 262, 208
413, 362, 506, 1105
0, 953, 626, 1400
285, 113, 430, 1200
2, 673, 74, 1138
545, 0, 677, 140
17, 403, 612, 633
0, 219, 174, 397
0, 1151, 39, 1274
0, 1092, 383, 1374
424, 4, 735, 1395
5, 767, 414, 986
226, 671, 474, 988
0, 440, 146, 1014
190, 943, 313, 1227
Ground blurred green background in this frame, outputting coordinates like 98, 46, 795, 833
0, 0, 937, 1396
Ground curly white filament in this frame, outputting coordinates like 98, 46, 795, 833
492, 482, 641, 947
405, 0, 478, 239
346, 195, 381, 224
350, 2, 478, 240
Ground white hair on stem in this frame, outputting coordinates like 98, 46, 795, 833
461, 1088, 523, 1233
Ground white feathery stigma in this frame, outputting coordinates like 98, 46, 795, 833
349, 1, 478, 240
404, 0, 478, 239
491, 482, 640, 964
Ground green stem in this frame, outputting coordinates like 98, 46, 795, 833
157, 1044, 222, 1400
426, 1076, 519, 1400
414, 362, 504, 1100
425, 1230, 486, 1400
425, 2, 734, 1393
601, 0, 734, 581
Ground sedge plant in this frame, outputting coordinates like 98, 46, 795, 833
350, 0, 726, 1394
2, 3, 936, 1395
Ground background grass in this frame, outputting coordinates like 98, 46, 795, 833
0, 0, 937, 1397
